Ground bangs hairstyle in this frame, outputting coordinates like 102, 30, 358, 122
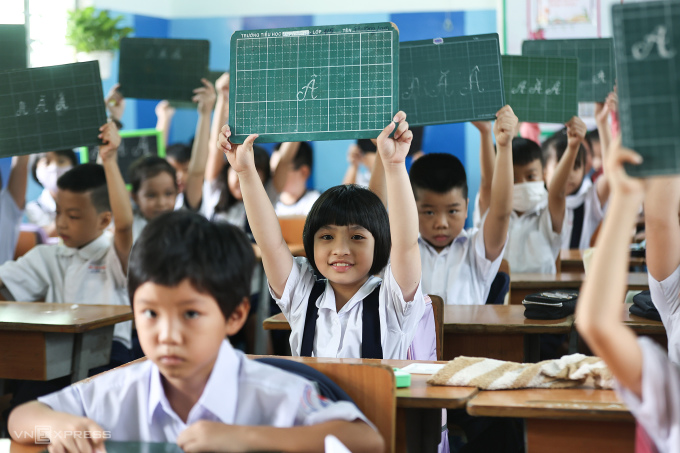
128, 156, 177, 195
275, 142, 314, 170
512, 137, 544, 169
31, 149, 79, 186
56, 163, 110, 213
215, 145, 271, 213
554, 134, 587, 170
165, 143, 192, 164
127, 210, 255, 321
409, 153, 468, 199
303, 184, 390, 276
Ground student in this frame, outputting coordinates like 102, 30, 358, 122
504, 117, 586, 274
406, 106, 516, 305
218, 111, 425, 359
0, 155, 30, 265
165, 143, 192, 209
576, 139, 679, 453
342, 139, 377, 187
8, 211, 383, 453
26, 149, 79, 236
128, 79, 215, 241
272, 142, 321, 216
0, 122, 134, 401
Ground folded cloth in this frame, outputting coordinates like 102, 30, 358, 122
428, 354, 614, 390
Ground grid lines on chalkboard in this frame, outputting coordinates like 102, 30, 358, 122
399, 34, 505, 127
522, 38, 614, 102
502, 55, 578, 123
0, 61, 107, 157
231, 24, 397, 143
613, 1, 680, 177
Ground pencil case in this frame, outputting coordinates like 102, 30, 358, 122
522, 290, 578, 320
629, 290, 662, 322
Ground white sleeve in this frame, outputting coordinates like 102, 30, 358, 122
270, 256, 317, 322
0, 189, 23, 265
471, 213, 506, 281
294, 382, 374, 429
37, 383, 87, 417
538, 207, 562, 260
648, 265, 680, 363
615, 337, 680, 452
25, 200, 53, 228
0, 246, 51, 301
105, 243, 127, 289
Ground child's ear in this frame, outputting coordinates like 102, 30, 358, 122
300, 165, 311, 178
225, 298, 250, 336
98, 211, 112, 230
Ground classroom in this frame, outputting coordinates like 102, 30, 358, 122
0, 0, 678, 452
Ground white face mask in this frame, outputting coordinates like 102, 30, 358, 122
513, 181, 547, 213
36, 164, 73, 194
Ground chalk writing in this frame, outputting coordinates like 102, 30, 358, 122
510, 79, 562, 96
592, 70, 606, 84
14, 92, 70, 117
144, 47, 183, 60
54, 91, 69, 116
460, 66, 484, 96
297, 75, 319, 101
402, 78, 421, 100
545, 81, 561, 95
528, 79, 542, 95
632, 25, 676, 61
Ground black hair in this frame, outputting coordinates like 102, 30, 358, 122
554, 134, 587, 170
31, 149, 79, 186
586, 129, 600, 144
56, 163, 110, 213
215, 145, 271, 213
357, 139, 377, 153
274, 142, 314, 170
303, 184, 390, 276
512, 137, 544, 168
128, 156, 178, 195
409, 153, 468, 199
127, 210, 255, 321
165, 143, 192, 164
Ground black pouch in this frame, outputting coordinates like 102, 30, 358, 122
522, 290, 578, 320
629, 290, 662, 322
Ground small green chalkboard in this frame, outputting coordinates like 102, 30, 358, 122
399, 34, 505, 126
119, 37, 210, 102
0, 61, 106, 157
613, 1, 680, 177
79, 128, 166, 185
502, 55, 578, 124
522, 38, 615, 102
229, 23, 399, 144
0, 24, 27, 71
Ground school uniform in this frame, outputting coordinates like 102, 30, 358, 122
615, 337, 680, 453
201, 179, 278, 229
0, 232, 131, 348
272, 256, 426, 359
561, 178, 605, 250
25, 188, 55, 228
0, 188, 23, 265
648, 265, 680, 364
37, 339, 370, 441
419, 216, 505, 305
132, 212, 147, 243
275, 190, 321, 216
504, 202, 562, 274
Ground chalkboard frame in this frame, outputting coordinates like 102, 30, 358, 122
78, 128, 166, 163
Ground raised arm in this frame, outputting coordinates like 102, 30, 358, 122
594, 97, 612, 205
271, 142, 301, 193
645, 175, 680, 282
472, 121, 495, 215
155, 100, 176, 149
483, 106, 517, 260
206, 72, 230, 183
184, 79, 216, 210
342, 144, 362, 185
99, 122, 133, 274
7, 155, 29, 209
367, 145, 387, 207
376, 112, 420, 301
548, 116, 586, 234
217, 126, 293, 298
576, 138, 644, 398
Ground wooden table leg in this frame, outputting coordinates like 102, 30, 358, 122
404, 408, 441, 453
525, 418, 635, 453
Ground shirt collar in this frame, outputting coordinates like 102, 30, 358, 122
148, 339, 241, 424
56, 232, 111, 259
317, 276, 381, 315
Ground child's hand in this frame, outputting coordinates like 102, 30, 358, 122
178, 420, 251, 453
217, 125, 258, 174
105, 83, 125, 121
215, 72, 230, 100
595, 101, 610, 125
347, 144, 362, 167
98, 121, 121, 163
493, 105, 518, 148
565, 116, 587, 149
607, 136, 644, 198
606, 91, 618, 114
46, 415, 107, 453
193, 78, 217, 115
155, 100, 176, 121
376, 111, 412, 165
472, 120, 492, 134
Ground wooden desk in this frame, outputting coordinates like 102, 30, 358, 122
0, 302, 132, 382
443, 305, 574, 362
467, 388, 634, 453
560, 249, 645, 273
510, 272, 649, 305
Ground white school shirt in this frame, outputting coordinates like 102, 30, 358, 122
38, 340, 370, 441
615, 337, 680, 453
201, 179, 278, 229
561, 178, 605, 250
0, 189, 23, 265
0, 232, 131, 348
275, 190, 321, 216
504, 202, 562, 274
272, 257, 426, 359
132, 212, 147, 244
419, 217, 505, 305
649, 264, 680, 364
25, 188, 56, 228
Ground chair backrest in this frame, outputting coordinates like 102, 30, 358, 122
278, 215, 306, 245
429, 295, 444, 360
14, 231, 37, 260
486, 259, 511, 305
499, 258, 511, 305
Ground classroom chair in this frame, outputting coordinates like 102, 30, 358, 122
428, 295, 444, 360
13, 224, 47, 260
485, 259, 511, 306
278, 215, 306, 245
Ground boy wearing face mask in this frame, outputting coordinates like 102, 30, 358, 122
26, 150, 78, 237
503, 117, 587, 274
